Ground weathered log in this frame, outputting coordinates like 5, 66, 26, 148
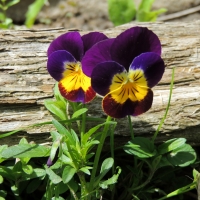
0, 21, 200, 146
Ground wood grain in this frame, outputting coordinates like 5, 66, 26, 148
0, 21, 200, 146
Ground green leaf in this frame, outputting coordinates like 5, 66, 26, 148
2, 144, 50, 158
25, 0, 47, 28
54, 82, 66, 103
72, 108, 88, 119
108, 0, 136, 26
46, 168, 62, 184
22, 164, 33, 175
0, 190, 6, 198
167, 144, 196, 167
136, 8, 167, 22
55, 182, 69, 195
19, 138, 29, 144
20, 168, 46, 181
82, 122, 114, 144
0, 166, 15, 181
151, 155, 162, 170
50, 140, 60, 162
157, 138, 186, 155
138, 0, 155, 12
5, 0, 20, 8
124, 137, 156, 158
99, 167, 121, 189
0, 145, 8, 163
79, 167, 91, 175
44, 100, 67, 120
52, 120, 77, 148
50, 131, 61, 142
62, 166, 76, 184
94, 158, 114, 187
26, 179, 42, 194
0, 175, 3, 184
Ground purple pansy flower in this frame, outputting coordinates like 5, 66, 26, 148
82, 27, 165, 118
47, 31, 108, 103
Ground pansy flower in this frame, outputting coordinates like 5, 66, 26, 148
82, 27, 165, 118
47, 31, 108, 103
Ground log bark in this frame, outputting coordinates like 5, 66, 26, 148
0, 21, 200, 146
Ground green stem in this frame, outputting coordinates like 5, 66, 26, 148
78, 172, 89, 199
110, 121, 117, 200
152, 68, 175, 142
81, 104, 86, 138
89, 116, 112, 189
128, 115, 134, 140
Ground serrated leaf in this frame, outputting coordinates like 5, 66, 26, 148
99, 167, 121, 189
2, 144, 50, 158
157, 138, 186, 155
62, 166, 76, 184
124, 137, 156, 158
46, 168, 62, 184
72, 108, 88, 119
94, 158, 114, 187
108, 0, 136, 26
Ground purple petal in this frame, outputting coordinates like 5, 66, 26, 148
47, 157, 53, 167
82, 32, 108, 53
82, 38, 115, 77
91, 61, 125, 96
111, 27, 161, 70
103, 89, 153, 118
47, 50, 76, 81
130, 52, 165, 88
47, 32, 84, 61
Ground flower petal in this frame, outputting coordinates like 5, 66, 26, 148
91, 61, 125, 96
130, 52, 165, 88
47, 50, 76, 81
47, 32, 84, 61
111, 27, 161, 70
103, 88, 153, 118
82, 32, 108, 53
82, 38, 115, 77
58, 64, 96, 103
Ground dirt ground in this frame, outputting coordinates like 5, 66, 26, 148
7, 0, 200, 30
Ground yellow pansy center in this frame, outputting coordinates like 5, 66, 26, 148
109, 69, 149, 104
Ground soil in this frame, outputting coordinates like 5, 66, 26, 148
6, 0, 200, 30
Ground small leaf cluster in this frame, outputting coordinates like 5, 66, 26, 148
0, 0, 19, 29
108, 0, 167, 26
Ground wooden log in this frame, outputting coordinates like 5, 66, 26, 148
0, 21, 200, 146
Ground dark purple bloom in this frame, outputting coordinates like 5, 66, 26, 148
81, 27, 165, 118
47, 31, 108, 103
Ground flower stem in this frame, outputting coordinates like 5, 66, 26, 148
81, 104, 86, 138
89, 116, 112, 190
128, 115, 134, 140
152, 68, 175, 142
